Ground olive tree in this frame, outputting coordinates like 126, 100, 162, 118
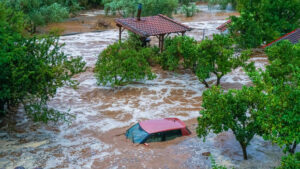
195, 34, 250, 88
197, 86, 264, 160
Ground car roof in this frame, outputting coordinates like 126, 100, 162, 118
139, 118, 186, 134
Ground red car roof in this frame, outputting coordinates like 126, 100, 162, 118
139, 118, 187, 134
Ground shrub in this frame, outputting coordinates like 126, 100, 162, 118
180, 3, 199, 17
94, 42, 156, 87
161, 36, 198, 71
103, 0, 178, 17
277, 153, 300, 169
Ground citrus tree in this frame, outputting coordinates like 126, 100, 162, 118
161, 36, 198, 71
229, 0, 300, 48
197, 86, 264, 160
0, 3, 86, 123
246, 41, 300, 154
195, 34, 250, 87
94, 42, 156, 87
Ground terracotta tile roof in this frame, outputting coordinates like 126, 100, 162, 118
115, 14, 192, 37
263, 28, 300, 48
216, 20, 231, 32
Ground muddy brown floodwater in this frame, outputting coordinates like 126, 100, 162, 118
0, 5, 287, 169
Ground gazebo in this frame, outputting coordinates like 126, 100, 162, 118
115, 14, 192, 52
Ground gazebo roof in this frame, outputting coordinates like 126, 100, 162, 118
115, 14, 192, 37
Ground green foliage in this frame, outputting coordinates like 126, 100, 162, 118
161, 36, 198, 71
246, 41, 300, 154
197, 86, 264, 160
0, 3, 86, 123
277, 152, 300, 169
103, 0, 179, 17
229, 11, 263, 49
180, 3, 199, 17
229, 0, 300, 48
195, 34, 250, 87
2, 0, 73, 33
94, 42, 156, 87
205, 0, 237, 10
210, 155, 227, 169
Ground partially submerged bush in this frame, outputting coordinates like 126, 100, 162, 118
277, 152, 300, 169
95, 42, 156, 87
180, 3, 199, 17
161, 36, 198, 71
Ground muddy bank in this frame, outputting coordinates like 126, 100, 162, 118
40, 5, 238, 35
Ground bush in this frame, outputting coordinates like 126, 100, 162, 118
277, 153, 300, 169
161, 36, 198, 71
103, 0, 178, 17
94, 42, 156, 87
180, 3, 199, 17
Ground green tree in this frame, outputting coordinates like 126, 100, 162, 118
206, 0, 237, 10
161, 36, 198, 71
195, 34, 250, 87
229, 0, 300, 48
197, 86, 264, 160
246, 41, 300, 154
1, 0, 82, 33
103, 0, 178, 17
94, 42, 156, 87
0, 3, 86, 123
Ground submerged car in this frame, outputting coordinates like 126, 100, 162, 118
125, 118, 191, 143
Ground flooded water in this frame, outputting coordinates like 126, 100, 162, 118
0, 5, 286, 169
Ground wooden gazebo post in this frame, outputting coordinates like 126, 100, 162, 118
158, 34, 165, 53
116, 24, 124, 42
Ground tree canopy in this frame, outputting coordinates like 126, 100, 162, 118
246, 41, 300, 154
197, 86, 264, 160
0, 2, 86, 123
94, 41, 156, 87
229, 0, 300, 48
195, 34, 250, 87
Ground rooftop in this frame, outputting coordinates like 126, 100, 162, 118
139, 118, 186, 134
216, 20, 231, 32
115, 14, 192, 37
263, 28, 300, 48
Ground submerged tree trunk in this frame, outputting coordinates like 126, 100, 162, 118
288, 141, 297, 154
0, 99, 6, 116
202, 80, 210, 88
239, 142, 248, 160
216, 76, 221, 86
